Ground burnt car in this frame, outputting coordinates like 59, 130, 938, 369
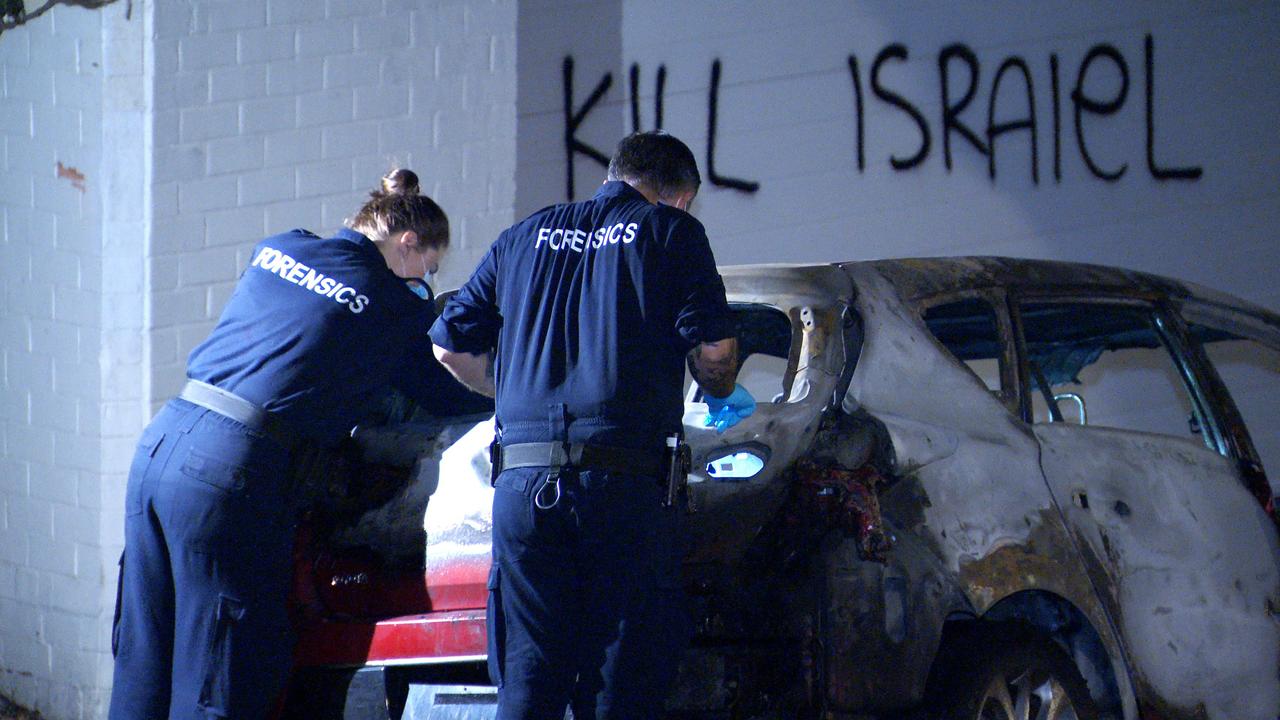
282, 258, 1280, 720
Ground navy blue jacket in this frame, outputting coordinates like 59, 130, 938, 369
430, 181, 734, 450
187, 228, 478, 444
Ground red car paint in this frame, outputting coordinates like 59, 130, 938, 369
293, 609, 488, 667
290, 519, 491, 669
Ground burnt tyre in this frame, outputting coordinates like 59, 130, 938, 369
933, 628, 1098, 720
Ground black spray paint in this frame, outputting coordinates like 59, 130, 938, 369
562, 34, 1201, 200
706, 60, 761, 192
562, 57, 611, 200
872, 44, 931, 170
629, 63, 666, 132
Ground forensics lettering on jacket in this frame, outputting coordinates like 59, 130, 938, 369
534, 222, 639, 253
250, 246, 369, 314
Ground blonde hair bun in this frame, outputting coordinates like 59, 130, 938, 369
380, 168, 420, 197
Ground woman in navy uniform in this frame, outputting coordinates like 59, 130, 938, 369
109, 169, 473, 719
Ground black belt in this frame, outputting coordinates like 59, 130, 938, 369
178, 379, 297, 450
494, 441, 663, 478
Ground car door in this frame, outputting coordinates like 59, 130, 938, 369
836, 267, 1121, 707
1019, 297, 1280, 720
845, 268, 1090, 615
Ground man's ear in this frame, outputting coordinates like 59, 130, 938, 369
400, 230, 420, 248
669, 189, 696, 212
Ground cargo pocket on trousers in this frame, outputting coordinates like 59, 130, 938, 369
111, 551, 125, 657
198, 594, 245, 717
486, 564, 505, 689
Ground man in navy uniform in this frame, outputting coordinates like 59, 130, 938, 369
431, 131, 756, 719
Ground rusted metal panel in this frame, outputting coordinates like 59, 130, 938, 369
813, 515, 957, 711
853, 256, 1196, 307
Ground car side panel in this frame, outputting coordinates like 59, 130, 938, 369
1035, 424, 1280, 720
842, 265, 1137, 712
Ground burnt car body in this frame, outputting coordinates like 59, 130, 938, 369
283, 258, 1280, 720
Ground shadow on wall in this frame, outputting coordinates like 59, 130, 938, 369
0, 0, 121, 38
0, 694, 43, 720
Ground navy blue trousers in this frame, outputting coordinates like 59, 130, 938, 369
488, 467, 690, 720
109, 399, 296, 720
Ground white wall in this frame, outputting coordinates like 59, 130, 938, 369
517, 1, 1280, 313
516, 0, 622, 216
147, 0, 518, 403
0, 3, 116, 717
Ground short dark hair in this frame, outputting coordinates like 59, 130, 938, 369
606, 131, 701, 199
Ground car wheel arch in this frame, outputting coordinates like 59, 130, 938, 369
927, 589, 1128, 718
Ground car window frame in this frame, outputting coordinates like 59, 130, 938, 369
1006, 292, 1228, 455
1177, 298, 1280, 505
913, 287, 1021, 417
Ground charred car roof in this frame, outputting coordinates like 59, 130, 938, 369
847, 256, 1277, 323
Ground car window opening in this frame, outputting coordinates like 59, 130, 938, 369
686, 302, 794, 404
1021, 303, 1210, 446
922, 297, 1004, 397
1190, 323, 1280, 495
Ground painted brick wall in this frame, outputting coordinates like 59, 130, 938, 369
519, 2, 1280, 313
94, 0, 151, 715
0, 1, 517, 717
516, 0, 623, 217
0, 4, 110, 718
148, 0, 517, 404
3, 1, 1272, 717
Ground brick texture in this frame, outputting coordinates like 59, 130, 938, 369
2, 2, 514, 715
0, 3, 111, 717
149, 0, 518, 403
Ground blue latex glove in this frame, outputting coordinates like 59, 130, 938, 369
702, 383, 756, 433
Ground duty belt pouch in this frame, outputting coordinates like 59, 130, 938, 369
286, 443, 326, 512
488, 436, 502, 485
662, 433, 692, 509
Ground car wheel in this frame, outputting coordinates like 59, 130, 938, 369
935, 629, 1098, 720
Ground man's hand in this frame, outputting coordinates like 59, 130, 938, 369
689, 337, 753, 432
433, 345, 496, 398
703, 383, 756, 433
687, 338, 739, 399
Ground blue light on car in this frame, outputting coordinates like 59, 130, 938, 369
705, 450, 765, 480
